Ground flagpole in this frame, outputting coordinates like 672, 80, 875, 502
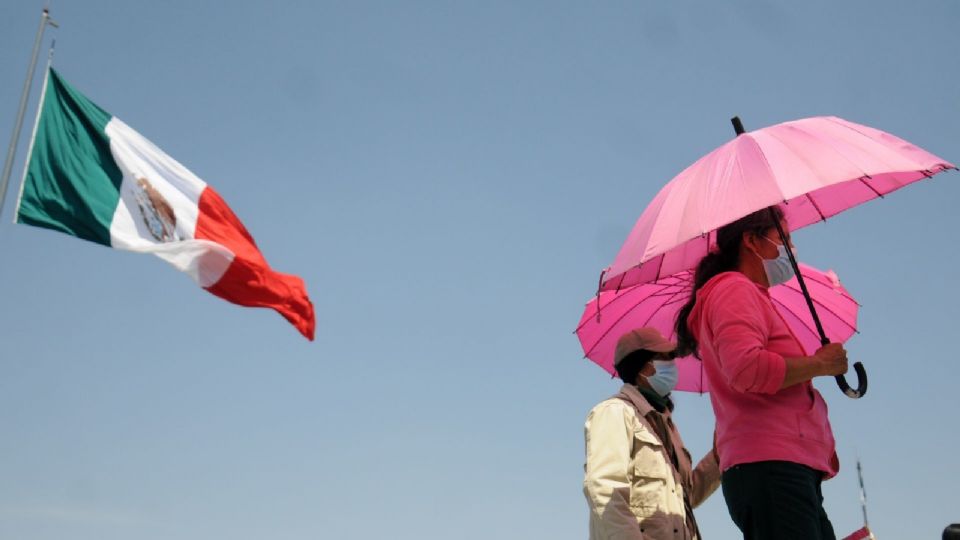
13, 42, 56, 224
0, 8, 58, 222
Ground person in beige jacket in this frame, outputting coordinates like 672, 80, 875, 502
584, 327, 721, 540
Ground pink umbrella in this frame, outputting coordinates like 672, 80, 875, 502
602, 116, 955, 291
577, 263, 859, 393
598, 116, 955, 398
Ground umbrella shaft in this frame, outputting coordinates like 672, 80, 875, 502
731, 118, 825, 343
768, 208, 829, 345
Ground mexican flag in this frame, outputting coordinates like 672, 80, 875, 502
15, 68, 315, 340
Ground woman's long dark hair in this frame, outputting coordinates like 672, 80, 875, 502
673, 206, 784, 358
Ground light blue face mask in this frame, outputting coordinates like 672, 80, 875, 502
646, 360, 679, 397
755, 237, 796, 287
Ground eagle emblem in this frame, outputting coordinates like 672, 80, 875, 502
132, 177, 181, 242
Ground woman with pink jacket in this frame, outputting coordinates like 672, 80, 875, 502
674, 206, 849, 540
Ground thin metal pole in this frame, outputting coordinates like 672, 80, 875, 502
0, 8, 58, 222
13, 42, 56, 223
857, 459, 870, 530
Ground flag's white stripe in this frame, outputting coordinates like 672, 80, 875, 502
106, 118, 205, 234
105, 117, 233, 287
106, 118, 207, 198
113, 238, 235, 288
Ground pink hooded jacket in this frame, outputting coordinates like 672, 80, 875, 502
687, 271, 839, 478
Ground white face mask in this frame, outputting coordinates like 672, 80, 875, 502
753, 236, 796, 287
645, 360, 679, 397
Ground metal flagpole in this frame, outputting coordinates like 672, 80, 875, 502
0, 8, 58, 222
13, 41, 56, 224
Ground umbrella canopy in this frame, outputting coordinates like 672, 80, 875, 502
601, 116, 955, 292
577, 263, 859, 393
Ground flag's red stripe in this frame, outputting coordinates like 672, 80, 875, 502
194, 187, 315, 340
842, 527, 871, 540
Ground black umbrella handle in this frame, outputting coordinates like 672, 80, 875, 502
836, 361, 868, 399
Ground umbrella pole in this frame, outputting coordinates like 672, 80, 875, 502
769, 211, 867, 398
731, 116, 867, 399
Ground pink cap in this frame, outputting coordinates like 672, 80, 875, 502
614, 327, 677, 366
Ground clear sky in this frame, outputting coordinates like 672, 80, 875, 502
0, 1, 957, 539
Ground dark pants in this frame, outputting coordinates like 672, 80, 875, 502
721, 461, 836, 540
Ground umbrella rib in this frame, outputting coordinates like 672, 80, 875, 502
782, 282, 858, 310
746, 133, 789, 204
639, 287, 690, 329
579, 286, 685, 333
614, 269, 627, 292
765, 126, 885, 218
582, 286, 691, 359
581, 288, 671, 357
743, 136, 833, 232
782, 272, 858, 305
575, 289, 639, 333
577, 273, 694, 333
698, 361, 704, 395
773, 305, 821, 352
745, 133, 818, 222
661, 295, 690, 308
820, 117, 953, 182
823, 117, 931, 170
778, 121, 874, 179
771, 295, 858, 335
804, 192, 827, 222
858, 176, 884, 199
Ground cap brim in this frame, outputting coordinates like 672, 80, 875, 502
647, 339, 677, 353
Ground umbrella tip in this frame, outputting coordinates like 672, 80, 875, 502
731, 116, 746, 136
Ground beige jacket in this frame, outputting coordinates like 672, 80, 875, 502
583, 384, 720, 540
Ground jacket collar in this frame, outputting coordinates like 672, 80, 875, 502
616, 383, 656, 415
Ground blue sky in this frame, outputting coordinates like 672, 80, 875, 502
0, 1, 957, 539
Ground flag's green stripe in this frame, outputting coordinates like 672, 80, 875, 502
16, 68, 122, 246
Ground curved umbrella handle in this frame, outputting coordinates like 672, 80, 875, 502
835, 361, 867, 399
